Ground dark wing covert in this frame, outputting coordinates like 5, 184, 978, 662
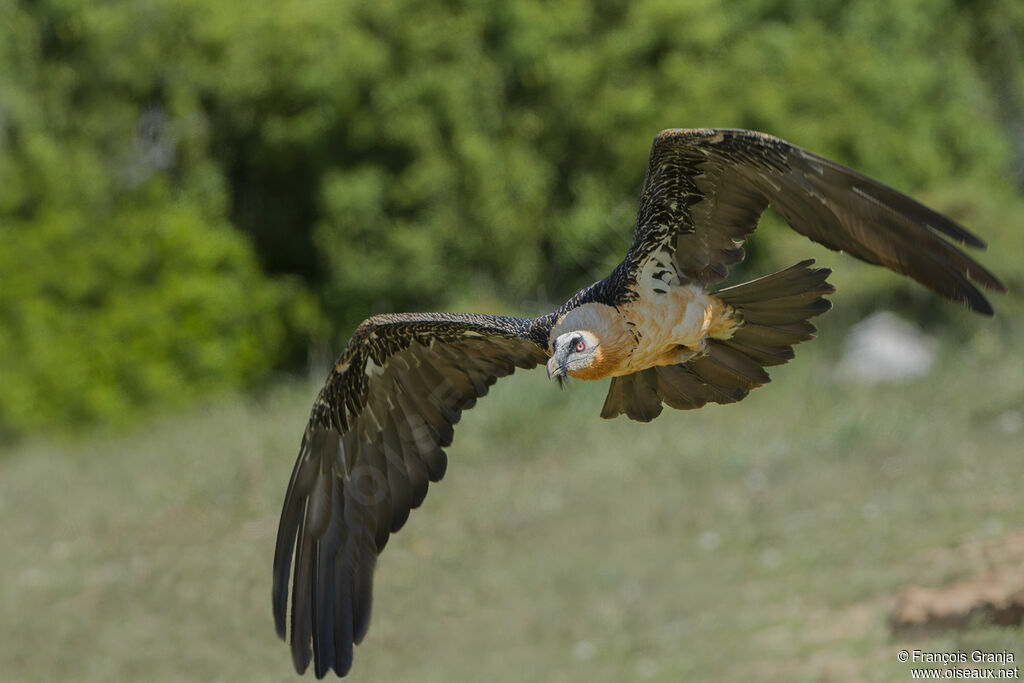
624, 128, 1004, 313
272, 312, 547, 678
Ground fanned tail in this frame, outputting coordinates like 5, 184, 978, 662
601, 260, 834, 421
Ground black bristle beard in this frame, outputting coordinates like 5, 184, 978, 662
556, 375, 569, 389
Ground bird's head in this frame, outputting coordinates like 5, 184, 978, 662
547, 330, 601, 384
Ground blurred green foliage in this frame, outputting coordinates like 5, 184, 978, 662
1, 0, 1021, 439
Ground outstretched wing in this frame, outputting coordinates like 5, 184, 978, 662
624, 128, 1004, 313
272, 312, 547, 678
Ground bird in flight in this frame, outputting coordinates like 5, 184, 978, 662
272, 128, 1004, 677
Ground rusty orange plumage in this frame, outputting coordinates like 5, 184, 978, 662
273, 129, 1004, 678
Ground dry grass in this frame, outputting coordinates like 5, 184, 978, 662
2, 301, 1023, 682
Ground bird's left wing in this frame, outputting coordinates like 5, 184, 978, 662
272, 312, 547, 678
623, 128, 1004, 313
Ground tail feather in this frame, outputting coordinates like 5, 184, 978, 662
601, 260, 834, 421
730, 320, 817, 348
697, 343, 772, 387
714, 259, 833, 305
719, 337, 794, 367
719, 300, 830, 326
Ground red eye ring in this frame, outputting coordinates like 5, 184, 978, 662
574, 340, 586, 352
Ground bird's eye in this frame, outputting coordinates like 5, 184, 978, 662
574, 340, 586, 353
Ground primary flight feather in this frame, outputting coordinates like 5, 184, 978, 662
272, 128, 1004, 677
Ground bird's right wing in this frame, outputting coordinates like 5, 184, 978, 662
272, 312, 547, 678
624, 128, 1004, 313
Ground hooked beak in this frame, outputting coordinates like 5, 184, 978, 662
546, 355, 567, 380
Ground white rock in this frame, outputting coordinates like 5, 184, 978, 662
836, 311, 935, 383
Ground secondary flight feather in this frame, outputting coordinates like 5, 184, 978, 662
272, 128, 1004, 677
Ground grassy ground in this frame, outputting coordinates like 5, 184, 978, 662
2, 302, 1023, 682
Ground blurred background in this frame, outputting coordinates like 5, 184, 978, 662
1, 0, 1022, 680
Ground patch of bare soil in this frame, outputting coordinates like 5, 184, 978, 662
891, 530, 1024, 637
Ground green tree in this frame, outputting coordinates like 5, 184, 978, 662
1, 0, 1020, 438
0, 0, 321, 439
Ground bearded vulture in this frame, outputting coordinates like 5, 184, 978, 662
272, 129, 1004, 677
